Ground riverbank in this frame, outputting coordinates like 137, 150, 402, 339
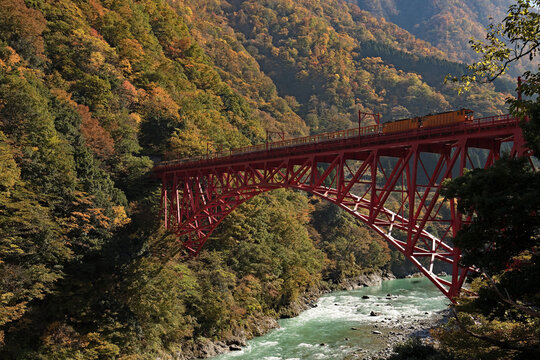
176, 287, 325, 359
207, 275, 451, 360
175, 270, 396, 359
347, 308, 450, 359
172, 273, 450, 360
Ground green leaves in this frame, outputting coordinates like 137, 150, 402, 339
311, 201, 391, 281
446, 0, 540, 92
442, 158, 539, 275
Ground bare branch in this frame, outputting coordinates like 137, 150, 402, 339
487, 41, 540, 81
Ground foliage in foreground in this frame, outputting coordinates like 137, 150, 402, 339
0, 0, 525, 358
387, 338, 455, 360
432, 1, 540, 359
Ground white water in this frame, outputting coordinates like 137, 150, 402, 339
212, 277, 450, 360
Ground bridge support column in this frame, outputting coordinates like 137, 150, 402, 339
155, 115, 529, 300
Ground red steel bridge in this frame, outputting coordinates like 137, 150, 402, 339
154, 114, 531, 300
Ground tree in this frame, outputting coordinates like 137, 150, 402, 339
436, 1, 540, 359
0, 0, 46, 65
446, 0, 540, 95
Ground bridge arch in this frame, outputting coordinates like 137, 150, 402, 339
156, 115, 529, 300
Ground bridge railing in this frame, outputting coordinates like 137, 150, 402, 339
157, 114, 517, 168
471, 113, 514, 125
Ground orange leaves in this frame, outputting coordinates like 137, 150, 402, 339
88, 0, 106, 18
166, 37, 193, 59
0, 0, 46, 58
65, 208, 109, 234
0, 46, 21, 71
77, 104, 115, 159
111, 205, 130, 227
118, 38, 145, 61
0, 293, 28, 327
64, 192, 130, 235
118, 79, 143, 107
145, 86, 181, 120
41, 322, 120, 358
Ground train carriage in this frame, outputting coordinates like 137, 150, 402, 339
421, 109, 473, 128
382, 109, 473, 134
382, 117, 420, 134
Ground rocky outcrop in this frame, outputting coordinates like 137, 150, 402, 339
352, 308, 451, 360
174, 317, 276, 359
279, 284, 330, 318
337, 270, 396, 291
169, 271, 399, 359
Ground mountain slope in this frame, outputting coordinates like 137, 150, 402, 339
0, 0, 516, 358
173, 0, 508, 135
352, 0, 513, 63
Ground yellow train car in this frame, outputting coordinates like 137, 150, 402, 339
421, 109, 473, 128
382, 117, 420, 134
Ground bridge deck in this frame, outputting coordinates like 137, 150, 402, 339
154, 114, 528, 300
155, 115, 519, 175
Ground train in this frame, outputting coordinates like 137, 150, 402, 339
227, 109, 474, 156
158, 109, 475, 167
382, 109, 474, 134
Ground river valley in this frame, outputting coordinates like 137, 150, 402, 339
212, 277, 450, 360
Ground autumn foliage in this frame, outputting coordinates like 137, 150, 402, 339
0, 0, 519, 358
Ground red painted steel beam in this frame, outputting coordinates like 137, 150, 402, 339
155, 115, 529, 301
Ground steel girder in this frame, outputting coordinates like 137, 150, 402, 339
156, 116, 530, 300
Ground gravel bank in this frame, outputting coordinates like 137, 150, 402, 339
346, 308, 450, 360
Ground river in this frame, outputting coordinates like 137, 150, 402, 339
212, 276, 450, 360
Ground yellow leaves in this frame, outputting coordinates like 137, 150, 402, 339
0, 46, 21, 72
0, 131, 20, 191
0, 296, 28, 326
88, 51, 105, 70
40, 322, 121, 359
119, 58, 132, 74
0, 240, 25, 258
70, 27, 117, 70
50, 88, 78, 108
5, 47, 21, 67
118, 38, 145, 61
63, 191, 114, 233
145, 86, 181, 121
129, 112, 141, 125
84, 332, 121, 358
112, 206, 130, 228
1, 292, 15, 304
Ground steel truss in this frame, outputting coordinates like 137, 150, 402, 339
155, 116, 531, 300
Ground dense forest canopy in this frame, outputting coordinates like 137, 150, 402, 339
0, 0, 531, 359
351, 0, 513, 63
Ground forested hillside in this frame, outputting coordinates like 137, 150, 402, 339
352, 0, 512, 63
0, 0, 517, 358
174, 0, 508, 134
351, 0, 536, 86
